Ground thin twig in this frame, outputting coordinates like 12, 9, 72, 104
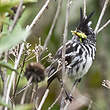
5, 43, 25, 110
5, 1, 24, 109
61, 0, 70, 109
94, 0, 109, 34
20, 76, 33, 104
41, 0, 63, 55
14, 82, 32, 97
13, 53, 27, 98
62, 0, 70, 75
83, 0, 87, 18
60, 96, 65, 110
25, 55, 36, 62
3, 75, 10, 101
27, 0, 51, 32
9, 0, 24, 32
97, 19, 110, 33
37, 88, 49, 110
48, 88, 64, 110
30, 84, 38, 102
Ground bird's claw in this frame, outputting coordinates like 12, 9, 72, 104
65, 95, 73, 102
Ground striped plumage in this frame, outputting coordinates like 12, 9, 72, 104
47, 8, 96, 85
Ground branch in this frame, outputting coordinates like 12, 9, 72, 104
9, 0, 24, 32
83, 0, 87, 17
27, 0, 51, 32
61, 0, 70, 109
37, 88, 49, 110
97, 19, 110, 33
94, 0, 109, 34
40, 0, 63, 56
48, 88, 64, 110
20, 77, 33, 104
62, 0, 70, 74
5, 43, 25, 110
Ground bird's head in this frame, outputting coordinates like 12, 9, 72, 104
71, 8, 95, 43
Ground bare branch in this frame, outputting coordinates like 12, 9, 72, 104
14, 83, 32, 97
41, 0, 63, 56
94, 0, 109, 34
13, 53, 27, 98
27, 0, 51, 32
20, 77, 33, 104
97, 19, 110, 33
5, 43, 25, 110
48, 88, 64, 110
60, 0, 70, 109
9, 0, 24, 32
37, 88, 49, 110
83, 0, 87, 17
62, 0, 70, 74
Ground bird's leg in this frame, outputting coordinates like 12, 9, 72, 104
57, 77, 73, 102
70, 78, 81, 95
73, 78, 81, 87
64, 78, 81, 101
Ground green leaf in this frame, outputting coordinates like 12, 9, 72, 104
14, 104, 33, 110
0, 96, 10, 108
0, 24, 29, 53
0, 61, 19, 74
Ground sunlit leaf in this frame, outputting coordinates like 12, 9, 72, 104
0, 61, 19, 74
0, 24, 29, 53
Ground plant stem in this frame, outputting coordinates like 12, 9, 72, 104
94, 0, 109, 34
41, 0, 63, 56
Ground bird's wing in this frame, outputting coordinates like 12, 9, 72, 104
55, 40, 78, 65
47, 39, 80, 85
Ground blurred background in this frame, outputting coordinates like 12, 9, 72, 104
0, 0, 110, 110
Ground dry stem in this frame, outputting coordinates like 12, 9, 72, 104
83, 0, 87, 17
97, 19, 110, 33
37, 88, 49, 110
62, 0, 70, 75
61, 0, 70, 109
94, 0, 109, 34
48, 88, 64, 110
9, 0, 24, 32
27, 0, 51, 32
20, 77, 33, 104
5, 43, 25, 110
42, 0, 63, 55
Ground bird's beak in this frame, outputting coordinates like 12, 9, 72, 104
71, 30, 87, 39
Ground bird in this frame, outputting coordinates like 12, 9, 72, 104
46, 8, 96, 94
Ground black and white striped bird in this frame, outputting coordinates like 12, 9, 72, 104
47, 8, 96, 87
